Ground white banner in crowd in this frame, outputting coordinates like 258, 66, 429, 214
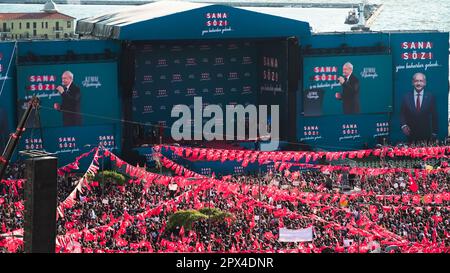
278, 227, 313, 242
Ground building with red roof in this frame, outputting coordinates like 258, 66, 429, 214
0, 0, 75, 40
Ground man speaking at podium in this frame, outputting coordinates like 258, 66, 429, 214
54, 71, 82, 126
335, 62, 360, 114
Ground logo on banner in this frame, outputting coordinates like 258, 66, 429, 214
200, 45, 211, 51
242, 56, 253, 65
260, 84, 282, 94
143, 75, 153, 83
144, 90, 152, 96
234, 166, 244, 175
312, 66, 338, 82
156, 89, 168, 98
261, 56, 283, 94
360, 67, 378, 79
172, 73, 183, 82
24, 138, 43, 150
339, 124, 361, 141
132, 89, 139, 99
27, 75, 57, 91
82, 76, 102, 88
99, 135, 116, 149
306, 90, 320, 100
300, 125, 322, 141
186, 88, 196, 96
157, 59, 168, 67
307, 66, 341, 91
228, 72, 239, 80
143, 105, 154, 114
57, 136, 79, 154
200, 72, 211, 81
214, 87, 224, 96
214, 57, 224, 66
202, 12, 232, 36
200, 167, 212, 176
396, 41, 440, 72
374, 122, 390, 138
186, 58, 197, 66
242, 86, 252, 95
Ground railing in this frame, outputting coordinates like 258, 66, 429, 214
53, 27, 63, 32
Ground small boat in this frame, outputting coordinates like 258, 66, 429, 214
345, 10, 359, 25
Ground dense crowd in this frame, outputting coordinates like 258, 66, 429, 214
0, 145, 449, 253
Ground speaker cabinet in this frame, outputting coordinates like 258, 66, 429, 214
23, 156, 58, 253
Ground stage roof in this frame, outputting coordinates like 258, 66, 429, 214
75, 0, 311, 41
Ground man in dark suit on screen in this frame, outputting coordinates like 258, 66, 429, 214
400, 72, 438, 142
54, 71, 82, 126
335, 62, 360, 114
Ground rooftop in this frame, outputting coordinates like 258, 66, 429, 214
0, 12, 75, 21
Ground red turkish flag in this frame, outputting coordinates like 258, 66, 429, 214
423, 194, 433, 204
412, 195, 421, 204
401, 195, 410, 204
434, 194, 443, 204
442, 192, 450, 201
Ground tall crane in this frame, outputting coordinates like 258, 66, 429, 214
0, 96, 39, 181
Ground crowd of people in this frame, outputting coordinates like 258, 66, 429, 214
0, 144, 448, 253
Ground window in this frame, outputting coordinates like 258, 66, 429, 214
26, 22, 30, 29
2, 23, 6, 31
45, 22, 48, 29
67, 21, 71, 28
19, 22, 22, 29
11, 22, 14, 30
41, 22, 44, 28
33, 22, 36, 29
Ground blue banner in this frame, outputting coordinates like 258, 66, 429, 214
17, 62, 120, 128
132, 41, 258, 140
18, 124, 120, 168
389, 32, 449, 143
302, 54, 393, 116
298, 114, 390, 150
0, 42, 16, 151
